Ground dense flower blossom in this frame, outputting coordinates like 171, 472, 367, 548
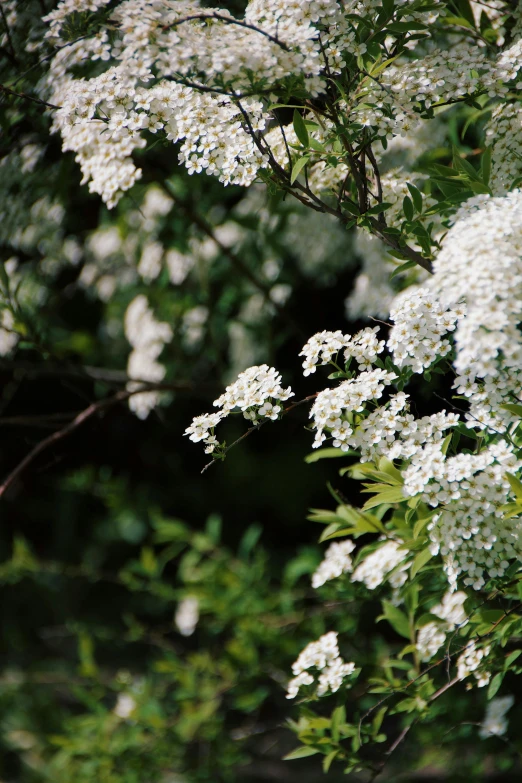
300, 327, 384, 376
351, 539, 409, 591
432, 190, 522, 433
309, 368, 396, 449
388, 288, 463, 373
416, 591, 468, 661
185, 364, 293, 453
457, 641, 491, 687
286, 632, 356, 699
312, 540, 356, 588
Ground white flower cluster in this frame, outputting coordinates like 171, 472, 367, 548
457, 641, 491, 688
486, 103, 522, 195
353, 393, 458, 464
50, 65, 267, 207
286, 631, 356, 699
124, 295, 173, 419
381, 41, 520, 113
300, 327, 384, 376
388, 288, 463, 373
185, 365, 293, 454
479, 695, 514, 739
403, 442, 522, 590
43, 0, 112, 41
432, 190, 522, 434
312, 539, 356, 588
352, 539, 409, 590
416, 590, 467, 662
309, 368, 396, 449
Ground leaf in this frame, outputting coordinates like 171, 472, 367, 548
372, 706, 387, 736
390, 260, 417, 280
319, 522, 345, 542
505, 650, 522, 668
293, 110, 310, 147
283, 746, 319, 761
361, 486, 404, 511
487, 672, 504, 700
406, 182, 423, 212
481, 146, 492, 185
441, 433, 452, 456
410, 547, 433, 578
366, 201, 393, 215
506, 472, 522, 501
402, 195, 414, 221
413, 514, 433, 539
238, 524, 262, 558
379, 600, 411, 639
342, 200, 360, 215
378, 457, 403, 484
369, 54, 399, 77
290, 155, 310, 184
323, 751, 339, 773
331, 705, 346, 742
305, 448, 347, 463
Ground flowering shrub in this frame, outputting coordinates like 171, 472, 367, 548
3, 0, 522, 779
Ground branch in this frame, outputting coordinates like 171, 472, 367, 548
0, 83, 60, 109
163, 185, 305, 337
0, 388, 148, 498
165, 12, 290, 51
200, 393, 318, 474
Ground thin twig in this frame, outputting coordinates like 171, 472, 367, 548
165, 12, 290, 51
200, 393, 318, 474
0, 83, 60, 109
163, 185, 304, 337
0, 388, 148, 498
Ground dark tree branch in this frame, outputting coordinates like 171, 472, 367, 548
0, 83, 60, 109
164, 12, 291, 51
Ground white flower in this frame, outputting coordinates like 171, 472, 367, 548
175, 596, 199, 637
479, 695, 514, 739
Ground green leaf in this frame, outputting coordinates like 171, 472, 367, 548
481, 146, 492, 185
362, 486, 404, 511
369, 54, 399, 77
406, 183, 423, 212
413, 514, 433, 539
377, 457, 403, 485
402, 195, 414, 221
372, 706, 388, 736
366, 201, 393, 215
487, 672, 504, 700
379, 600, 411, 639
323, 751, 339, 773
390, 260, 417, 280
293, 110, 310, 147
290, 155, 310, 184
331, 705, 346, 742
284, 746, 319, 761
505, 650, 522, 668
305, 448, 347, 463
506, 472, 522, 501
342, 200, 360, 215
410, 547, 433, 578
